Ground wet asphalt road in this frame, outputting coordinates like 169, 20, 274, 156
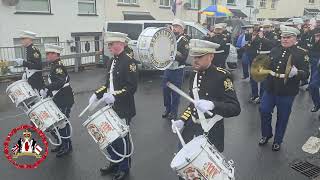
0, 66, 319, 180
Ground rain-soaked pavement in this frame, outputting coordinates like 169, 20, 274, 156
0, 66, 320, 180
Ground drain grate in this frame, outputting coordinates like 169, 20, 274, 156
291, 161, 320, 179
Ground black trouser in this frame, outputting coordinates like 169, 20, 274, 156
51, 104, 72, 151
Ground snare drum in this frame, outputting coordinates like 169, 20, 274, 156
82, 106, 129, 150
6, 79, 39, 107
27, 98, 67, 132
171, 135, 235, 180
137, 27, 177, 70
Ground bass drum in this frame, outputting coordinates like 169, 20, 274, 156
136, 27, 177, 70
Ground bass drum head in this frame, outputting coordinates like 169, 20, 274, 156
170, 135, 207, 170
137, 27, 177, 70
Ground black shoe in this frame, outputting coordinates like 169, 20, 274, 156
272, 143, 281, 151
56, 148, 71, 158
167, 113, 177, 120
258, 136, 273, 146
100, 164, 118, 176
249, 96, 260, 104
311, 106, 320, 112
162, 111, 170, 118
113, 170, 129, 180
51, 146, 61, 153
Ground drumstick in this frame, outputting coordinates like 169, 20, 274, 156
79, 98, 104, 117
171, 120, 186, 146
166, 82, 213, 116
79, 103, 92, 117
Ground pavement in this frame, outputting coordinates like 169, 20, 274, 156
0, 66, 320, 180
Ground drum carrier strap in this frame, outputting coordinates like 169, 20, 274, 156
192, 73, 223, 133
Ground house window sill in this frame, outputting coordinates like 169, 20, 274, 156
159, 6, 171, 9
117, 3, 140, 7
14, 11, 53, 15
78, 14, 98, 16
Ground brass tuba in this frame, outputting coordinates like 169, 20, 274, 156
250, 54, 292, 83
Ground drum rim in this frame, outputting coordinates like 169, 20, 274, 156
137, 27, 177, 70
27, 98, 53, 112
82, 106, 113, 127
27, 98, 67, 130
6, 79, 30, 93
16, 96, 39, 107
170, 135, 208, 170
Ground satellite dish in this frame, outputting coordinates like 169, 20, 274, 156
183, 2, 191, 10
2, 0, 19, 6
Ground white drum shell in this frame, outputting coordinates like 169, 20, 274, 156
83, 106, 129, 150
6, 79, 39, 107
27, 98, 67, 131
171, 135, 235, 180
137, 27, 177, 70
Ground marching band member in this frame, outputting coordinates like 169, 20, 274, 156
204, 23, 228, 68
89, 32, 138, 180
15, 30, 45, 91
40, 44, 74, 157
308, 18, 320, 112
162, 18, 189, 120
171, 39, 241, 157
258, 26, 309, 151
248, 26, 274, 104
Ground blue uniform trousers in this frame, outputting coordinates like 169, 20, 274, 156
260, 91, 295, 144
309, 57, 320, 108
162, 68, 184, 117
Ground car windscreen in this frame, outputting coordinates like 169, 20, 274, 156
107, 23, 142, 40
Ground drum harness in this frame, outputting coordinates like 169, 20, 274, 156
192, 72, 223, 134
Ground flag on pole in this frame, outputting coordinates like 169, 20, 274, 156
11, 144, 19, 154
171, 0, 177, 15
171, 0, 183, 16
34, 145, 42, 155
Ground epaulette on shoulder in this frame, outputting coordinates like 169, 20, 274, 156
297, 46, 308, 53
182, 36, 188, 42
126, 52, 133, 59
32, 46, 39, 51
216, 67, 230, 75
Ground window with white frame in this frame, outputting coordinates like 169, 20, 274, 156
309, 0, 315, 3
271, 0, 278, 9
160, 0, 172, 7
246, 0, 254, 7
189, 0, 199, 9
260, 0, 266, 8
118, 0, 138, 4
78, 0, 96, 14
16, 0, 51, 13
227, 0, 236, 5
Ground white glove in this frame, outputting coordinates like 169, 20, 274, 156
288, 65, 298, 78
171, 120, 185, 134
102, 92, 115, 104
15, 58, 24, 66
39, 88, 48, 98
194, 99, 215, 113
89, 94, 98, 104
